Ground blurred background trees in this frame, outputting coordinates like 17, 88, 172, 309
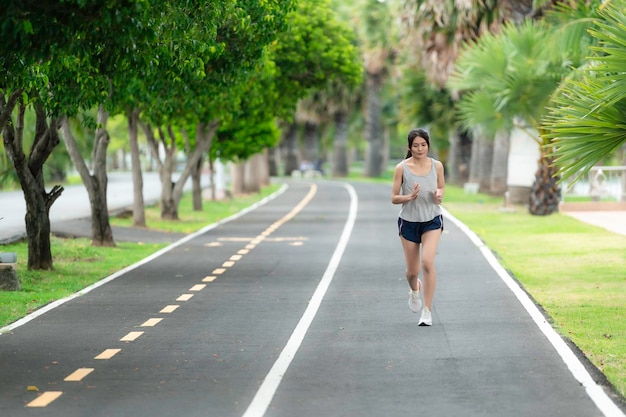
3, 0, 626, 268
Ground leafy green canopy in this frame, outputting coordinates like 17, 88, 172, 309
543, 0, 626, 181
269, 0, 363, 118
1, 0, 156, 114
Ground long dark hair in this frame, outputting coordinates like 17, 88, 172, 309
405, 128, 430, 158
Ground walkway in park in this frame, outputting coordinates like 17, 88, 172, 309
0, 177, 624, 417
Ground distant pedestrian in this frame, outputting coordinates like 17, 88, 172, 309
391, 128, 445, 326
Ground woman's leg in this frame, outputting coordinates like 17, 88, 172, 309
400, 236, 421, 291
420, 229, 442, 309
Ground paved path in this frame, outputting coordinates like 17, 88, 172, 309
563, 211, 626, 236
0, 180, 624, 417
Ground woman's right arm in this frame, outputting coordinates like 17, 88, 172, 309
391, 163, 416, 205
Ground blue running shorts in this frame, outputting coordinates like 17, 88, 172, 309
397, 215, 444, 244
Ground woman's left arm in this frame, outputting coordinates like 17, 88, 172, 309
433, 160, 445, 204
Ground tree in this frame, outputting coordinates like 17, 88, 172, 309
543, 1, 626, 194
1, 0, 156, 266
398, 0, 532, 189
133, 1, 294, 219
269, 0, 363, 175
447, 10, 597, 214
357, 0, 397, 177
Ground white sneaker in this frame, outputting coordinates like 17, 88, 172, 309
408, 279, 422, 313
418, 307, 432, 326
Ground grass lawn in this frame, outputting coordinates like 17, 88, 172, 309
443, 185, 626, 399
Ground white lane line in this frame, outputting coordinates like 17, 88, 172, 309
442, 207, 626, 417
242, 183, 358, 417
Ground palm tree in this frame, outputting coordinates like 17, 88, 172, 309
448, 6, 597, 214
398, 0, 531, 190
543, 1, 626, 198
357, 0, 397, 177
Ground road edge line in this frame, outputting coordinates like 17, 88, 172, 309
442, 206, 625, 417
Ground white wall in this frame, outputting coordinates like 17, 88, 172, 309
507, 125, 540, 188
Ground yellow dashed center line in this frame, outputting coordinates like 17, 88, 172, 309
23, 184, 318, 410
189, 284, 206, 291
141, 318, 163, 327
177, 293, 195, 301
64, 368, 94, 382
95, 349, 121, 360
120, 331, 144, 342
160, 305, 179, 313
26, 391, 63, 407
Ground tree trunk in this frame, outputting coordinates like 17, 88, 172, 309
259, 150, 270, 187
332, 111, 349, 177
447, 129, 472, 186
302, 121, 319, 165
281, 123, 299, 175
364, 71, 384, 177
60, 106, 115, 247
468, 133, 480, 184
490, 130, 510, 195
528, 153, 561, 215
231, 162, 244, 195
268, 147, 279, 177
191, 155, 203, 211
128, 108, 146, 227
243, 155, 261, 194
142, 121, 218, 220
3, 101, 61, 270
0, 89, 23, 134
476, 134, 494, 193
160, 126, 179, 220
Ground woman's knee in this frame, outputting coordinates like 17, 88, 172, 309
421, 260, 435, 275
405, 269, 419, 279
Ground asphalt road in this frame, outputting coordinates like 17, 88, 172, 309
0, 179, 624, 417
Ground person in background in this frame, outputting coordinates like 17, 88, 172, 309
391, 128, 445, 326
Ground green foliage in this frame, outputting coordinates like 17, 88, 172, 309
398, 68, 456, 150
448, 19, 565, 139
543, 0, 626, 181
269, 0, 363, 117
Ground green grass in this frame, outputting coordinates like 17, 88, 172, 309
444, 185, 626, 398
0, 183, 282, 330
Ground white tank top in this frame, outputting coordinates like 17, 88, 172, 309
399, 158, 442, 222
